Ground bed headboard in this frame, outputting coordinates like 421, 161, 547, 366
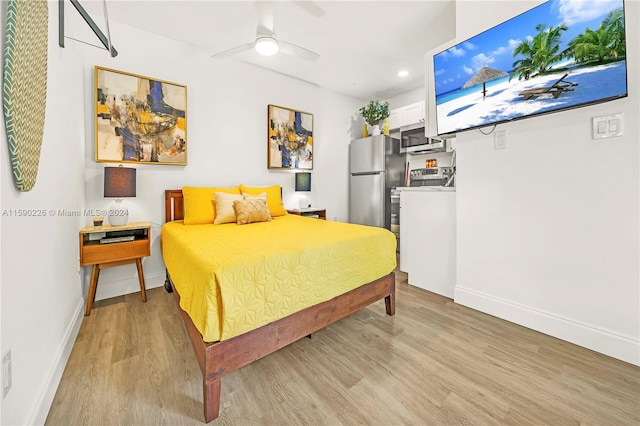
164, 187, 284, 223
165, 189, 184, 222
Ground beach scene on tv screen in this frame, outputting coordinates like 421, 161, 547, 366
434, 0, 627, 135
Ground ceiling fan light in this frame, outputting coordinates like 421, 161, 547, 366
255, 36, 279, 56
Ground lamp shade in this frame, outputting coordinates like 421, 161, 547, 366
295, 172, 311, 192
104, 166, 136, 198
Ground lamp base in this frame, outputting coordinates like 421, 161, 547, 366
298, 194, 311, 209
108, 199, 129, 226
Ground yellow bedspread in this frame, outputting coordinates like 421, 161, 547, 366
162, 214, 396, 342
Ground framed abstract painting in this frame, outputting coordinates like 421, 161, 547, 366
94, 66, 187, 165
267, 104, 313, 170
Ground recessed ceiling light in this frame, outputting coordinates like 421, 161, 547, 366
398, 70, 409, 77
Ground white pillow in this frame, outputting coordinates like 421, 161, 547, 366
213, 192, 243, 224
242, 192, 267, 200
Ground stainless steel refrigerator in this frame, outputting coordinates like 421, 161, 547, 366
349, 135, 405, 230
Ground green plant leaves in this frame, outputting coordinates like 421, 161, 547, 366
359, 100, 389, 126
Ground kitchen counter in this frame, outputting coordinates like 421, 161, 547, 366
396, 186, 455, 192
399, 188, 456, 298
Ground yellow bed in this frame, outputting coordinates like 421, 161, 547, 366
162, 189, 396, 422
162, 214, 396, 342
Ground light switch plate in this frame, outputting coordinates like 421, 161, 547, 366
592, 113, 623, 139
494, 130, 507, 149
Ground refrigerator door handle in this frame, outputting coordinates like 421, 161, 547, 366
351, 171, 382, 176
379, 175, 385, 227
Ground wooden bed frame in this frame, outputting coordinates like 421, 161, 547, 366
163, 189, 396, 422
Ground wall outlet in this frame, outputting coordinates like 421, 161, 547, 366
2, 350, 11, 398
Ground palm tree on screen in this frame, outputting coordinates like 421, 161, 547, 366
602, 8, 625, 56
510, 23, 568, 81
567, 8, 625, 63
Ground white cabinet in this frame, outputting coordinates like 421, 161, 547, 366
388, 101, 425, 130
399, 101, 425, 127
388, 109, 401, 130
399, 189, 456, 298
445, 137, 456, 153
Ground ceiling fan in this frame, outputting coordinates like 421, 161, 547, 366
211, 0, 321, 62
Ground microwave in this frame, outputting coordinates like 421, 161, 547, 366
400, 125, 445, 154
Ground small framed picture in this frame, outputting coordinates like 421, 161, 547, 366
94, 66, 187, 165
267, 104, 313, 170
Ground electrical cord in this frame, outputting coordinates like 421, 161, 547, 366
478, 125, 497, 135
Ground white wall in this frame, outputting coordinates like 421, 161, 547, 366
81, 19, 363, 301
386, 87, 424, 110
1, 4, 364, 425
1, 3, 86, 425
444, 1, 639, 365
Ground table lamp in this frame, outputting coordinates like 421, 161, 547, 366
104, 165, 136, 226
295, 172, 311, 209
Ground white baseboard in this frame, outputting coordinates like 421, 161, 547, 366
454, 286, 640, 366
95, 271, 166, 301
27, 299, 84, 425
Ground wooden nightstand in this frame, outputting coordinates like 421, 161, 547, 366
79, 221, 150, 316
287, 208, 326, 220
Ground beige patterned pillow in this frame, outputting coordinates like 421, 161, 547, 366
213, 192, 243, 224
243, 192, 267, 201
234, 198, 272, 225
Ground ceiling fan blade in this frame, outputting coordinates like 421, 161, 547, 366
279, 40, 320, 62
211, 42, 254, 59
291, 0, 325, 17
255, 0, 274, 32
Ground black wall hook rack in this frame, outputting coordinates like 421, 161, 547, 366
58, 0, 118, 57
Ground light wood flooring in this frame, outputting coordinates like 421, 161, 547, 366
46, 271, 639, 425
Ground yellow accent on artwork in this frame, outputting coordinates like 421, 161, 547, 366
94, 66, 187, 165
267, 104, 313, 170
96, 104, 110, 115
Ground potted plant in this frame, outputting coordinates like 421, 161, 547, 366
359, 100, 389, 135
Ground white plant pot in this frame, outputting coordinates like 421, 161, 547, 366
370, 124, 381, 135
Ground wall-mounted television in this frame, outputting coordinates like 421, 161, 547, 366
433, 0, 628, 136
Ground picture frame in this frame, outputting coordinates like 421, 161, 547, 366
94, 66, 187, 165
267, 104, 313, 170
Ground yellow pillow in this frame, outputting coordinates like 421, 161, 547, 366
182, 186, 240, 225
234, 198, 272, 225
240, 185, 287, 217
213, 192, 244, 224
